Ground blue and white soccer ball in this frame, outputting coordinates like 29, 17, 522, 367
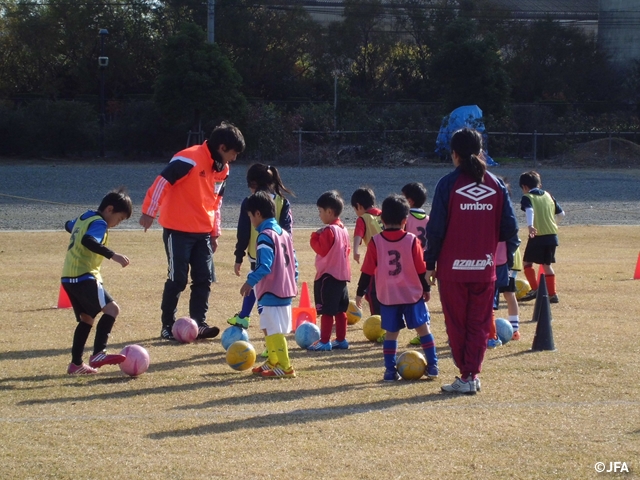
495, 318, 514, 344
221, 326, 249, 351
294, 321, 321, 349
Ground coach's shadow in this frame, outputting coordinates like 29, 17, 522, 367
150, 390, 453, 440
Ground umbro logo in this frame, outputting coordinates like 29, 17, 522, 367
455, 182, 496, 202
199, 170, 206, 177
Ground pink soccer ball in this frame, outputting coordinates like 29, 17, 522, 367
172, 317, 198, 343
119, 344, 150, 377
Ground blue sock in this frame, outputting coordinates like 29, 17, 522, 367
420, 333, 437, 366
239, 290, 255, 318
383, 339, 398, 370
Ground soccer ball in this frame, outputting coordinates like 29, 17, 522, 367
515, 278, 531, 300
397, 351, 427, 380
363, 315, 385, 342
221, 326, 249, 351
119, 345, 150, 377
226, 340, 256, 371
295, 321, 321, 349
346, 300, 362, 325
495, 317, 514, 344
172, 317, 198, 343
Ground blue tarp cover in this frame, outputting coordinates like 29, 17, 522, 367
435, 105, 498, 166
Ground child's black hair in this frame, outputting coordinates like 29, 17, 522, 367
451, 128, 485, 184
98, 187, 132, 219
209, 121, 246, 153
316, 190, 344, 217
245, 191, 276, 219
519, 171, 542, 189
381, 194, 410, 226
246, 163, 293, 197
350, 187, 376, 209
401, 182, 427, 208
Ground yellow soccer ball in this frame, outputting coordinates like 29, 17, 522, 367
397, 351, 427, 380
346, 300, 362, 325
226, 340, 256, 371
363, 315, 385, 342
515, 278, 531, 300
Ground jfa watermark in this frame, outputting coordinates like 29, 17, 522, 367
595, 462, 629, 473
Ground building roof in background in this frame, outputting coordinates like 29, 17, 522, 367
490, 0, 598, 12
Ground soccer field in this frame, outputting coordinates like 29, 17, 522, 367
0, 226, 638, 479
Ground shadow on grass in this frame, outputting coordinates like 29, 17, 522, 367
149, 390, 462, 439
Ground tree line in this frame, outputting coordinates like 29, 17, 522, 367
0, 0, 637, 158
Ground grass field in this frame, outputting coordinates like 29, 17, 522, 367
0, 226, 639, 479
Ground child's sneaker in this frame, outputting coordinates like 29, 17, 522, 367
511, 330, 521, 341
487, 337, 502, 349
67, 362, 98, 375
425, 364, 439, 380
307, 340, 332, 351
549, 294, 559, 304
89, 351, 126, 369
197, 322, 220, 339
227, 313, 250, 329
376, 332, 386, 343
160, 326, 176, 341
260, 348, 269, 358
331, 339, 349, 349
409, 336, 421, 345
520, 289, 537, 302
252, 361, 274, 375
261, 364, 296, 378
441, 376, 476, 395
383, 368, 400, 381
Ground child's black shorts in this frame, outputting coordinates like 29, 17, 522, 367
63, 279, 113, 322
523, 242, 556, 265
313, 274, 349, 315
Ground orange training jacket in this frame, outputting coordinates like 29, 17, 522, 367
142, 142, 229, 235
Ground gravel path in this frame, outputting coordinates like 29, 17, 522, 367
1, 160, 639, 231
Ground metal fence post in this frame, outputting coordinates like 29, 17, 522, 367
298, 130, 302, 167
533, 130, 537, 168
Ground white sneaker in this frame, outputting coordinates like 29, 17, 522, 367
441, 376, 477, 395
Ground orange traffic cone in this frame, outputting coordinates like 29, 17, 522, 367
634, 253, 640, 280
291, 282, 317, 331
57, 284, 72, 309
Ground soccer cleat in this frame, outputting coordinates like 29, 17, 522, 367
161, 326, 176, 341
520, 289, 537, 302
260, 348, 268, 358
549, 294, 559, 304
261, 364, 296, 378
331, 339, 350, 350
227, 313, 250, 329
252, 361, 275, 375
511, 330, 521, 341
376, 332, 386, 343
197, 322, 220, 339
307, 340, 332, 351
67, 362, 98, 375
425, 364, 439, 380
487, 337, 502, 349
441, 376, 477, 395
383, 368, 400, 382
89, 351, 126, 369
409, 336, 421, 346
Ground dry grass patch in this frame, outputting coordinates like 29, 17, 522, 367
0, 227, 639, 479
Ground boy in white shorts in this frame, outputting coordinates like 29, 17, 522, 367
240, 191, 298, 378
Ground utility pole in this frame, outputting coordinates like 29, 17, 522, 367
207, 0, 215, 43
98, 29, 109, 158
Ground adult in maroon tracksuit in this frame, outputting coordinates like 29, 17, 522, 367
426, 128, 519, 395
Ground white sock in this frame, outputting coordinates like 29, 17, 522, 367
509, 315, 519, 332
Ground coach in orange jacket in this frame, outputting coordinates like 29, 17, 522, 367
140, 122, 245, 341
